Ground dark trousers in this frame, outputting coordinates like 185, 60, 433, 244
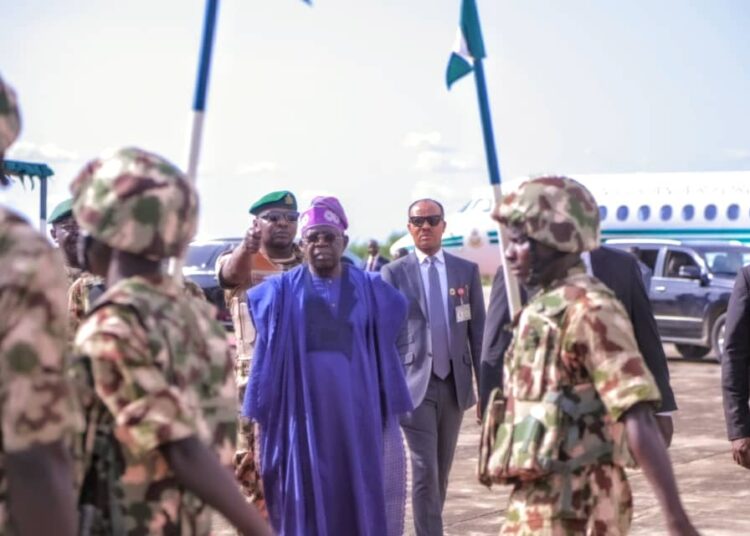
401, 373, 463, 536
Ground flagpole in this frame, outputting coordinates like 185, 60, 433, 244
471, 57, 522, 317
171, 0, 220, 282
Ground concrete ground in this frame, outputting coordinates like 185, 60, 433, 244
432, 349, 750, 536
216, 348, 750, 535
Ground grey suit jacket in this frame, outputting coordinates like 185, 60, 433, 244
479, 246, 677, 414
381, 251, 485, 410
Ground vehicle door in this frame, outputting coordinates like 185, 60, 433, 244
650, 247, 707, 340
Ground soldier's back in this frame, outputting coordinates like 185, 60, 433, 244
0, 207, 78, 532
74, 275, 236, 535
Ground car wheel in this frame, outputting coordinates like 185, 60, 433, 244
711, 312, 727, 362
674, 344, 711, 359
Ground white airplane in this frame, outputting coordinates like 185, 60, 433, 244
390, 171, 750, 277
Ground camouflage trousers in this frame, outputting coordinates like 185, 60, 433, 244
500, 464, 632, 536
234, 357, 266, 519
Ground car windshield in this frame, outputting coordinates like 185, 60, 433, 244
184, 244, 221, 269
695, 246, 750, 276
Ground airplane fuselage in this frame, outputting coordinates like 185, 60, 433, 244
390, 171, 750, 276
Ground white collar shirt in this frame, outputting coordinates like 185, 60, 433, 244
414, 248, 451, 334
581, 251, 593, 275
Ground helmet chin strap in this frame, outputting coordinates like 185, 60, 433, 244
526, 240, 572, 290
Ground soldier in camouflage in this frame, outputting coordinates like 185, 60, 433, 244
216, 189, 304, 511
0, 74, 78, 535
481, 176, 697, 535
49, 198, 84, 287
49, 198, 107, 338
71, 147, 269, 536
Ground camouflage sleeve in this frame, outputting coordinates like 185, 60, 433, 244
564, 294, 661, 421
0, 239, 78, 452
215, 249, 236, 290
182, 278, 207, 301
67, 276, 87, 338
75, 305, 199, 457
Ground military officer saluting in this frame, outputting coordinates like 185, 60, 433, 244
48, 198, 106, 338
216, 189, 304, 510
480, 176, 697, 535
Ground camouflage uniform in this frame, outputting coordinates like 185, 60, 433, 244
216, 243, 303, 511
490, 177, 661, 535
68, 271, 106, 339
71, 147, 236, 535
182, 277, 206, 301
0, 76, 79, 532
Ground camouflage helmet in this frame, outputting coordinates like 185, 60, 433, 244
0, 74, 21, 152
70, 147, 198, 260
496, 175, 600, 253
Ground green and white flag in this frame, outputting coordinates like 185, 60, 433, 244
446, 0, 486, 89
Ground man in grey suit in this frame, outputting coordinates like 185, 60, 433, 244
381, 199, 485, 536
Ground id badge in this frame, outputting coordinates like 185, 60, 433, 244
456, 303, 472, 323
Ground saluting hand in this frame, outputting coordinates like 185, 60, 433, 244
243, 219, 262, 255
731, 437, 750, 469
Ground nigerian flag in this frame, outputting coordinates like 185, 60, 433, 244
446, 0, 486, 89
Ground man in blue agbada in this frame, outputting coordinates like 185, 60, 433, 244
242, 196, 413, 536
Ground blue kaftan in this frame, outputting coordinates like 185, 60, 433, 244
243, 265, 412, 536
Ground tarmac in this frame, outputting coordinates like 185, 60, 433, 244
429, 349, 750, 536
216, 349, 750, 535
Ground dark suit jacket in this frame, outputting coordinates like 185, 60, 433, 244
479, 246, 678, 414
722, 265, 750, 440
361, 254, 389, 272
382, 251, 485, 409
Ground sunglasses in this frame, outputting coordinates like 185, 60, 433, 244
304, 231, 342, 244
259, 211, 300, 224
409, 215, 443, 227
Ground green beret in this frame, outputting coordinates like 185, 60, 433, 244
49, 198, 74, 224
249, 190, 297, 215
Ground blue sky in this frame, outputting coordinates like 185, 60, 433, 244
2, 0, 749, 242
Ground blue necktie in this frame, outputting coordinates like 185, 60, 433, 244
428, 257, 451, 379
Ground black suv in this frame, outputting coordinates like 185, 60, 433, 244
183, 238, 241, 329
606, 239, 750, 361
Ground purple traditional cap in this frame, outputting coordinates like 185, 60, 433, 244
300, 196, 349, 234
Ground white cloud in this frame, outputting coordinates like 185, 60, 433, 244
414, 150, 477, 174
236, 161, 279, 176
402, 131, 445, 150
404, 130, 477, 174
410, 180, 459, 203
723, 148, 750, 162
7, 141, 79, 163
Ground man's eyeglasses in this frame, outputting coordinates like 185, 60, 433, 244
258, 211, 300, 224
54, 222, 79, 234
304, 231, 342, 244
409, 215, 442, 227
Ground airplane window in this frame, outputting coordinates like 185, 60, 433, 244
599, 205, 608, 221
727, 204, 740, 220
638, 205, 650, 221
704, 204, 717, 221
660, 205, 673, 221
682, 204, 695, 221
616, 205, 629, 221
